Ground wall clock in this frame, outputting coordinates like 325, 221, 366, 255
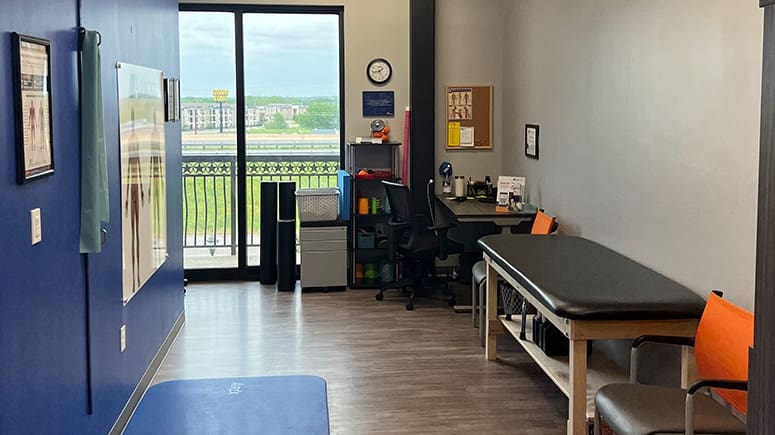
367, 58, 392, 85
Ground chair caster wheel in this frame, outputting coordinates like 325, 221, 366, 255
376, 293, 384, 301
405, 302, 414, 311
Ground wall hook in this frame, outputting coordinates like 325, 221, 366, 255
78, 26, 102, 46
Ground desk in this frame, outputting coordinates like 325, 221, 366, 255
478, 235, 705, 435
435, 195, 534, 226
434, 195, 535, 312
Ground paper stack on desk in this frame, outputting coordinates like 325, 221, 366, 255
496, 176, 525, 212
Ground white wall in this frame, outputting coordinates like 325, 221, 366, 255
184, 0, 410, 146
502, 0, 763, 309
435, 0, 507, 182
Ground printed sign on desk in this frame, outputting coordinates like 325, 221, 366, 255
496, 176, 525, 212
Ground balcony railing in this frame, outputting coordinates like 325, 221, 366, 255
182, 152, 340, 254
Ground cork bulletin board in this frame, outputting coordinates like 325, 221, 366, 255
445, 85, 492, 150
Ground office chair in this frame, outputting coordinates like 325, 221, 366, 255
594, 291, 751, 435
376, 181, 464, 310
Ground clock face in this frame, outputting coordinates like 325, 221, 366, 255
367, 58, 392, 84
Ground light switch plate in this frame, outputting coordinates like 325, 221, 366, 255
30, 208, 42, 245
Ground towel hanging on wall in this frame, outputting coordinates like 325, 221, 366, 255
79, 29, 109, 253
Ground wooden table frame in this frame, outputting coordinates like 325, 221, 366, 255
483, 254, 699, 435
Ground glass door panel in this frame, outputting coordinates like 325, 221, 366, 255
242, 13, 341, 266
179, 12, 238, 269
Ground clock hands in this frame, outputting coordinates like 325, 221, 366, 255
368, 58, 391, 83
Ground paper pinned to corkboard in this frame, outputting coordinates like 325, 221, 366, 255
446, 85, 492, 150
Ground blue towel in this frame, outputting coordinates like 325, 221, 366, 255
79, 30, 109, 253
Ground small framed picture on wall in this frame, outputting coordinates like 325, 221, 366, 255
12, 33, 55, 183
525, 124, 539, 159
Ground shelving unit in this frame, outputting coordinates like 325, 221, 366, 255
498, 314, 628, 420
345, 141, 401, 289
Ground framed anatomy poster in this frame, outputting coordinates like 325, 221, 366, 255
12, 33, 55, 183
117, 62, 168, 304
445, 85, 492, 150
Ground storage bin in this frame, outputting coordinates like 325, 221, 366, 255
356, 232, 375, 249
336, 170, 351, 221
295, 188, 339, 222
364, 263, 379, 280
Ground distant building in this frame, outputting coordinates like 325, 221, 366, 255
181, 102, 307, 131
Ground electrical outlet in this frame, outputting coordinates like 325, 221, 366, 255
120, 325, 127, 352
30, 208, 42, 245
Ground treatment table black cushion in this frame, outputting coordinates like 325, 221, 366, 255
477, 235, 705, 320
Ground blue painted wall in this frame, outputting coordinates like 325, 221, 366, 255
0, 0, 183, 433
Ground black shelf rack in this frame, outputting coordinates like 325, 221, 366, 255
346, 141, 401, 289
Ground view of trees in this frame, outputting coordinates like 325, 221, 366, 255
180, 95, 337, 106
294, 101, 338, 130
265, 113, 289, 129
181, 95, 339, 133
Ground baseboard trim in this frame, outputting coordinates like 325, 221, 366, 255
108, 311, 185, 435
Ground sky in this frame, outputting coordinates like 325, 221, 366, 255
179, 12, 340, 99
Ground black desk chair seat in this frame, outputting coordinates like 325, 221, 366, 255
398, 226, 464, 258
377, 181, 464, 310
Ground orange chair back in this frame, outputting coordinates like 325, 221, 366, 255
694, 292, 754, 415
531, 210, 555, 235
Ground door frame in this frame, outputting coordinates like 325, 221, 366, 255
179, 3, 345, 281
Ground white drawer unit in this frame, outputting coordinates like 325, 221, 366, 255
299, 225, 347, 290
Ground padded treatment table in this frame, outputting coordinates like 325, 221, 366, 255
478, 235, 705, 435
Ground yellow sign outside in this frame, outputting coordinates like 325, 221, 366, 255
212, 89, 229, 102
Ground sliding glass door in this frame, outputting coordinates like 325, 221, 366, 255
179, 11, 239, 271
179, 5, 343, 279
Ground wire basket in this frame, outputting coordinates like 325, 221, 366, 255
295, 188, 339, 222
499, 280, 536, 320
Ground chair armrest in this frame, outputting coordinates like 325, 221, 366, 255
433, 224, 452, 260
387, 220, 410, 230
630, 335, 696, 383
687, 379, 747, 395
685, 379, 747, 435
428, 223, 455, 232
386, 220, 410, 260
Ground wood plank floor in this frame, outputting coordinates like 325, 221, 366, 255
154, 283, 567, 434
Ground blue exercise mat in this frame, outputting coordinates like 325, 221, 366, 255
124, 376, 329, 435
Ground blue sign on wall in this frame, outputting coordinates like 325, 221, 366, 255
362, 91, 395, 117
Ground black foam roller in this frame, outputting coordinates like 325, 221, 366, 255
277, 219, 296, 291
278, 181, 297, 220
260, 181, 278, 284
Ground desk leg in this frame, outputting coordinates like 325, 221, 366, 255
568, 338, 588, 435
485, 262, 499, 360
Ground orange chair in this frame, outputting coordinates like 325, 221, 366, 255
471, 210, 557, 344
594, 291, 752, 435
530, 210, 556, 235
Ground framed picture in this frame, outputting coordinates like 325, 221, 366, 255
362, 91, 395, 117
12, 33, 54, 183
164, 77, 180, 122
525, 124, 539, 159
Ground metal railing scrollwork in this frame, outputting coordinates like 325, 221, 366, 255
183, 153, 339, 253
